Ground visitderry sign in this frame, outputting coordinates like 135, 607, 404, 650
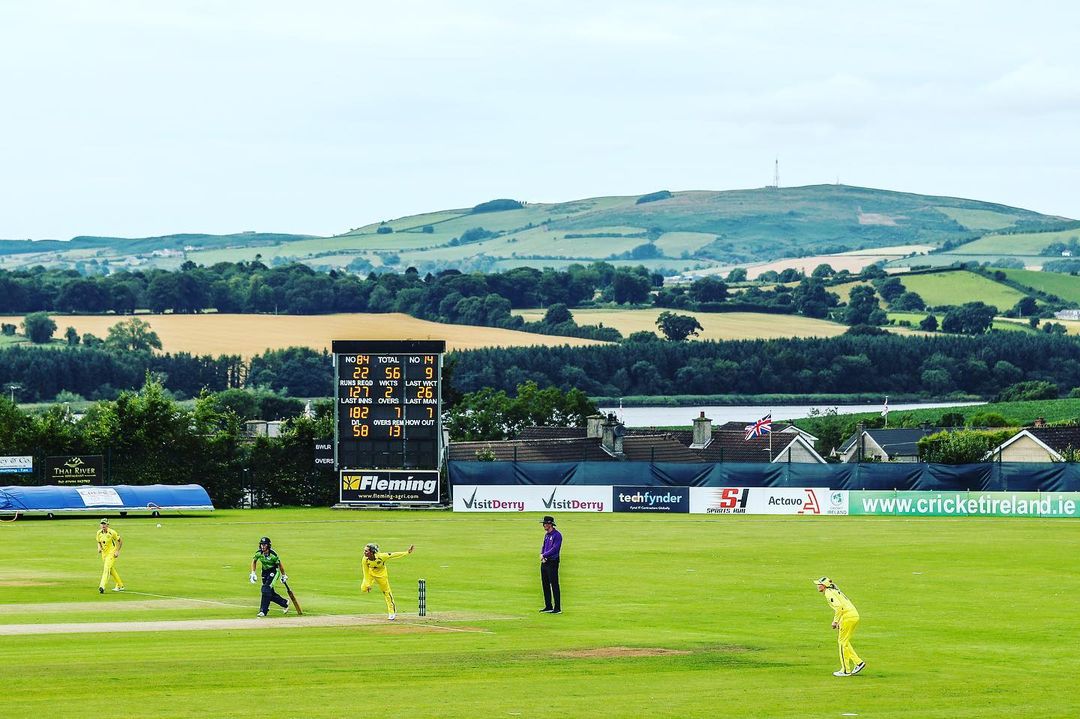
44, 455, 105, 486
0, 456, 33, 474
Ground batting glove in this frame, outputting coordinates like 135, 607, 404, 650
249, 571, 257, 584
279, 573, 288, 583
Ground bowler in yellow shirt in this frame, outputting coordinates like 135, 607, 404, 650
96, 518, 124, 593
814, 577, 864, 676
361, 542, 414, 620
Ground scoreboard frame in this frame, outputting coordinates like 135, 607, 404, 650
332, 340, 446, 504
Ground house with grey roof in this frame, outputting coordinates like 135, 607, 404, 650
837, 426, 945, 463
984, 420, 1080, 462
450, 412, 826, 464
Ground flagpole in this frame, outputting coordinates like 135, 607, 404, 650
769, 409, 773, 459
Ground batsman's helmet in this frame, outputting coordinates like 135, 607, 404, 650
365, 542, 379, 554
259, 536, 271, 547
813, 576, 834, 587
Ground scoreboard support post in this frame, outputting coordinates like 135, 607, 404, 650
332, 340, 446, 506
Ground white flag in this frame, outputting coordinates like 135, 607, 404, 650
881, 396, 889, 417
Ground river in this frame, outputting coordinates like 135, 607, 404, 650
597, 401, 986, 427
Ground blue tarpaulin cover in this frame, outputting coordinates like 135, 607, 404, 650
0, 484, 214, 514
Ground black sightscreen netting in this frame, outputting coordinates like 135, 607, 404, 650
449, 461, 1080, 492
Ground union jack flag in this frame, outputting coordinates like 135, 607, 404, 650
744, 413, 772, 441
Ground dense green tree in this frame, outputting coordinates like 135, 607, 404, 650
106, 318, 163, 353
844, 286, 886, 326
876, 277, 906, 303
21, 312, 57, 343
891, 291, 926, 311
688, 277, 728, 303
996, 380, 1058, 402
919, 314, 939, 331
543, 303, 573, 325
611, 269, 651, 304
655, 311, 703, 341
941, 302, 996, 335
918, 429, 1012, 463
444, 380, 596, 441
1010, 296, 1038, 318
792, 278, 839, 318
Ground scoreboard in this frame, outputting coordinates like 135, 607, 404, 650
332, 340, 445, 473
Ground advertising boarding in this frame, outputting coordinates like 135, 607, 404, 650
340, 469, 440, 504
45, 455, 104, 486
613, 486, 689, 513
849, 491, 1080, 518
453, 485, 611, 513
689, 487, 841, 515
0, 456, 33, 475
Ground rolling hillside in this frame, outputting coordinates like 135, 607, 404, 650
0, 185, 1070, 276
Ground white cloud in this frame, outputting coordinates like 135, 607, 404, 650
1, 1, 1079, 237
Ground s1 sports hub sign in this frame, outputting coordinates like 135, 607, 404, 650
689, 487, 841, 515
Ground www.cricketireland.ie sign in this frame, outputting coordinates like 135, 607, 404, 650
849, 491, 1080, 518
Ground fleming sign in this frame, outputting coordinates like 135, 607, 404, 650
45, 455, 104, 486
341, 469, 440, 504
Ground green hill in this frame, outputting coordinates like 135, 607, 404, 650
0, 185, 1071, 275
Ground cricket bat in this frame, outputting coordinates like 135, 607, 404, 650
281, 577, 303, 615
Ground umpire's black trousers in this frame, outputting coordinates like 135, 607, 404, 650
541, 558, 561, 611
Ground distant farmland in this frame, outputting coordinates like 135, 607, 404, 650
1000, 268, 1080, 304
899, 271, 1028, 311
0, 313, 605, 357
511, 308, 898, 340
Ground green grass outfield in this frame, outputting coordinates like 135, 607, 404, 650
2, 508, 1078, 718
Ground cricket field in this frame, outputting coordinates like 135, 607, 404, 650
1, 509, 1077, 718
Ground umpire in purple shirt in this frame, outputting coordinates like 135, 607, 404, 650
539, 515, 562, 614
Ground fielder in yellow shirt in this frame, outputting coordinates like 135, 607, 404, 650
96, 518, 124, 593
361, 542, 414, 620
814, 577, 864, 676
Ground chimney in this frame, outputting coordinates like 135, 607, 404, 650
600, 412, 625, 457
586, 414, 604, 439
856, 421, 866, 463
1034, 417, 1047, 428
691, 411, 713, 449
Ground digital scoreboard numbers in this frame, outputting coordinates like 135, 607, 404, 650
333, 340, 445, 475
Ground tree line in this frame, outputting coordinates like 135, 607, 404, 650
447, 331, 1080, 399
5, 324, 1080, 405
0, 377, 597, 506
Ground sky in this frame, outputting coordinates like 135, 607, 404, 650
2, 1, 1079, 240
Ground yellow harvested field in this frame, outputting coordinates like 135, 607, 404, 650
745, 245, 934, 279
513, 308, 854, 340
0, 313, 605, 357
996, 317, 1080, 335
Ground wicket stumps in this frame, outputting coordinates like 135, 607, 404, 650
418, 578, 427, 616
